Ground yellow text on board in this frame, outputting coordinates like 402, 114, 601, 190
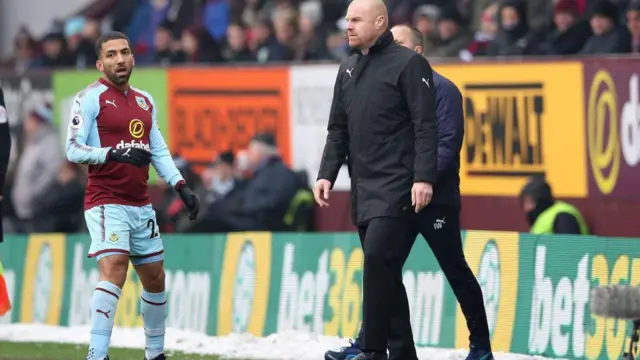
436, 62, 587, 197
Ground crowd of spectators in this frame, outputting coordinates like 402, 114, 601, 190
3, 0, 640, 73
2, 0, 640, 234
2, 126, 315, 234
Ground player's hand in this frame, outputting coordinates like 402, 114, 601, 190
177, 183, 200, 220
313, 179, 332, 207
108, 147, 152, 167
412, 182, 433, 213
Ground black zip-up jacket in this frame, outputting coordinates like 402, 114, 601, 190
318, 30, 438, 225
0, 87, 9, 197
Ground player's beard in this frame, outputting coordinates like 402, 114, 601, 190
106, 67, 132, 86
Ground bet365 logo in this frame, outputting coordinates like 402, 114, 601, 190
477, 241, 500, 336
232, 241, 256, 333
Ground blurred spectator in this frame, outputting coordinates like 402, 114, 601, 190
36, 32, 75, 67
164, 0, 203, 39
325, 19, 350, 61
172, 26, 221, 63
110, 0, 143, 35
201, 133, 299, 232
236, 132, 299, 230
238, 0, 264, 27
153, 20, 177, 65
221, 23, 256, 62
473, 0, 555, 32
627, 0, 640, 52
460, 2, 499, 60
248, 14, 294, 62
580, 0, 631, 54
32, 162, 86, 233
430, 6, 472, 58
64, 16, 87, 56
527, 0, 592, 55
321, 0, 347, 27
4, 27, 38, 73
204, 0, 231, 42
520, 176, 589, 235
487, 0, 531, 56
11, 103, 63, 232
207, 150, 238, 199
178, 150, 249, 233
271, 7, 298, 59
294, 0, 330, 61
72, 17, 102, 68
234, 149, 252, 179
413, 5, 442, 55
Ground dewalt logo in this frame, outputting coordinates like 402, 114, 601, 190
463, 82, 545, 178
439, 62, 585, 197
129, 119, 144, 139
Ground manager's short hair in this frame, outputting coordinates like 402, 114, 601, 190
95, 31, 132, 57
407, 26, 424, 49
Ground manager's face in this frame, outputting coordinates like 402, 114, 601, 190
390, 25, 423, 54
345, 2, 383, 49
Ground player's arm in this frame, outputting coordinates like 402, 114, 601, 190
147, 95, 199, 220
400, 54, 438, 184
65, 91, 110, 164
317, 65, 349, 186
148, 99, 184, 187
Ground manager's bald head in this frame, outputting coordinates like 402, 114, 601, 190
345, 0, 389, 51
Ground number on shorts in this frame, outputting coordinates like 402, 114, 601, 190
147, 219, 159, 239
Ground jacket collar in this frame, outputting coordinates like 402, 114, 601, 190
367, 30, 394, 54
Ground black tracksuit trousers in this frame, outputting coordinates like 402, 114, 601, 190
356, 205, 491, 359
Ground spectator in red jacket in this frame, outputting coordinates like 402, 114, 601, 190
460, 2, 499, 60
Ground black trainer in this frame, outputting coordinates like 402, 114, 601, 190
325, 339, 361, 360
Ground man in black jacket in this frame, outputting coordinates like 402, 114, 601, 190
0, 87, 10, 242
315, 0, 434, 359
317, 9, 493, 360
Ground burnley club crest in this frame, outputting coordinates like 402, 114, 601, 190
136, 96, 149, 111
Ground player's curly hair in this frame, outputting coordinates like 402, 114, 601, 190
95, 31, 132, 57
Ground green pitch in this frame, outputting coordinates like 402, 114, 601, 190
0, 341, 248, 360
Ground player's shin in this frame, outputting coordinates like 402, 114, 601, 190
88, 281, 121, 360
141, 289, 167, 360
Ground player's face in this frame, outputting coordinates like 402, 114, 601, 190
345, 2, 382, 49
391, 26, 422, 54
97, 39, 135, 86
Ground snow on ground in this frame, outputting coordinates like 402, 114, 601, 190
0, 324, 561, 360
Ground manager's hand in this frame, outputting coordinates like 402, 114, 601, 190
313, 179, 332, 207
412, 182, 433, 213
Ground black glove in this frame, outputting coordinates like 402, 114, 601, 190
176, 182, 200, 220
108, 147, 152, 167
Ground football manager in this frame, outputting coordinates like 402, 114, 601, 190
314, 1, 493, 360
